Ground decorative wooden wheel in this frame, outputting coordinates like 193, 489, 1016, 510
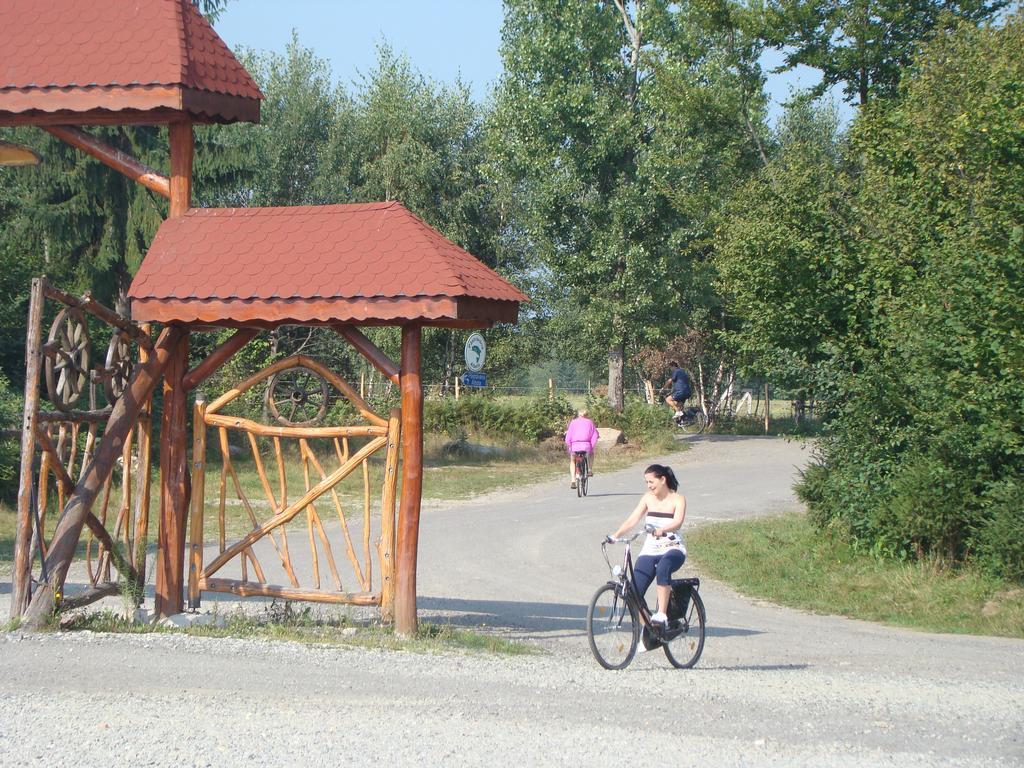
266, 366, 329, 426
103, 331, 133, 404
44, 307, 92, 410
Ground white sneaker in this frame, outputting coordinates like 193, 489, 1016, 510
673, 410, 684, 418
650, 611, 668, 625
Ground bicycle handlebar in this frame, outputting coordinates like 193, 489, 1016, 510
605, 524, 670, 545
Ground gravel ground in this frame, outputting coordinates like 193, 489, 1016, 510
2, 436, 1022, 766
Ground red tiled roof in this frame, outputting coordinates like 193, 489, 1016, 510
0, 0, 261, 125
128, 202, 527, 326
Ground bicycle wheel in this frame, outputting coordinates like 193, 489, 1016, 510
587, 583, 638, 670
580, 456, 589, 496
663, 589, 706, 668
678, 409, 706, 436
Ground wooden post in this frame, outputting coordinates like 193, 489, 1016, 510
395, 324, 423, 636
379, 408, 401, 622
548, 378, 554, 401
360, 372, 365, 399
11, 277, 45, 617
132, 324, 153, 595
22, 326, 184, 628
454, 375, 460, 401
168, 122, 193, 218
154, 332, 190, 617
764, 383, 770, 434
187, 395, 207, 610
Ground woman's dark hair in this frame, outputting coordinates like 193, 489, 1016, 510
645, 464, 678, 491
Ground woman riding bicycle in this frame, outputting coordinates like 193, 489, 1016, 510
607, 464, 686, 625
564, 408, 599, 489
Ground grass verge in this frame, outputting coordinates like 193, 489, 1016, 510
689, 512, 1024, 638
59, 603, 537, 656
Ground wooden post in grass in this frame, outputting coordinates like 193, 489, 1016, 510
155, 332, 190, 617
11, 277, 44, 617
764, 383, 770, 434
395, 323, 423, 636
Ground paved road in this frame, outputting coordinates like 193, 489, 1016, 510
2, 436, 1022, 766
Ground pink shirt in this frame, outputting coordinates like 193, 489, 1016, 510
565, 417, 599, 453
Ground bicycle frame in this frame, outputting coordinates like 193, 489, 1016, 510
601, 533, 652, 627
601, 532, 693, 641
573, 451, 588, 478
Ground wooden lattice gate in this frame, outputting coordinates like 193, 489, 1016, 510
187, 355, 401, 617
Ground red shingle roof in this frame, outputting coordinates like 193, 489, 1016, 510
128, 202, 527, 326
0, 0, 261, 125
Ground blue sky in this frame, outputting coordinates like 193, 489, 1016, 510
216, 0, 852, 126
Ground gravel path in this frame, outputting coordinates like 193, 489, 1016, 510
2, 435, 1022, 766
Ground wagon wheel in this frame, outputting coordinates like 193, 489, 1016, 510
44, 308, 91, 410
266, 367, 329, 426
103, 332, 133, 404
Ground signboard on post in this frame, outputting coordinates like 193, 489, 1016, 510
464, 332, 486, 372
461, 372, 487, 388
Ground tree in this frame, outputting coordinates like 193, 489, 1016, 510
767, 0, 1007, 104
490, 0, 766, 411
799, 13, 1024, 578
715, 98, 856, 409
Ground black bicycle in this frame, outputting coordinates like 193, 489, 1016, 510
573, 450, 589, 497
673, 405, 707, 435
586, 527, 706, 669
661, 386, 707, 435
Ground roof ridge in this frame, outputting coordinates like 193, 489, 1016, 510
387, 203, 471, 295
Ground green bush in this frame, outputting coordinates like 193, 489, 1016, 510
0, 372, 22, 499
798, 16, 1024, 581
423, 394, 574, 442
585, 395, 673, 438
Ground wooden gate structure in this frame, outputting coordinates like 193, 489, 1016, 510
187, 356, 401, 615
11, 277, 154, 613
2, 0, 524, 635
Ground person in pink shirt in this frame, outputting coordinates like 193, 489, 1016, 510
564, 408, 599, 488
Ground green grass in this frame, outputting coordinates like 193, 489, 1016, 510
59, 603, 537, 656
689, 512, 1024, 638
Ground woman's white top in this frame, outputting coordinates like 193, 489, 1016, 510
638, 499, 686, 558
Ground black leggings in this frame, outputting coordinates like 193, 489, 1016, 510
633, 550, 686, 607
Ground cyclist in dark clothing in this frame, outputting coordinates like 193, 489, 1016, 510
663, 361, 692, 415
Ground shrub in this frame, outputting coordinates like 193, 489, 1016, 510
0, 372, 22, 499
423, 394, 574, 442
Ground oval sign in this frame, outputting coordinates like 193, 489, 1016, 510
464, 332, 486, 372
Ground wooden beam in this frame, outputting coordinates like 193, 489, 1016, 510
395, 324, 423, 636
37, 408, 114, 424
182, 328, 258, 390
21, 326, 184, 628
154, 333, 190, 617
59, 582, 120, 611
41, 283, 152, 350
11, 278, 44, 618
43, 126, 170, 199
168, 122, 193, 218
333, 326, 400, 385
31, 424, 139, 587
201, 578, 380, 605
